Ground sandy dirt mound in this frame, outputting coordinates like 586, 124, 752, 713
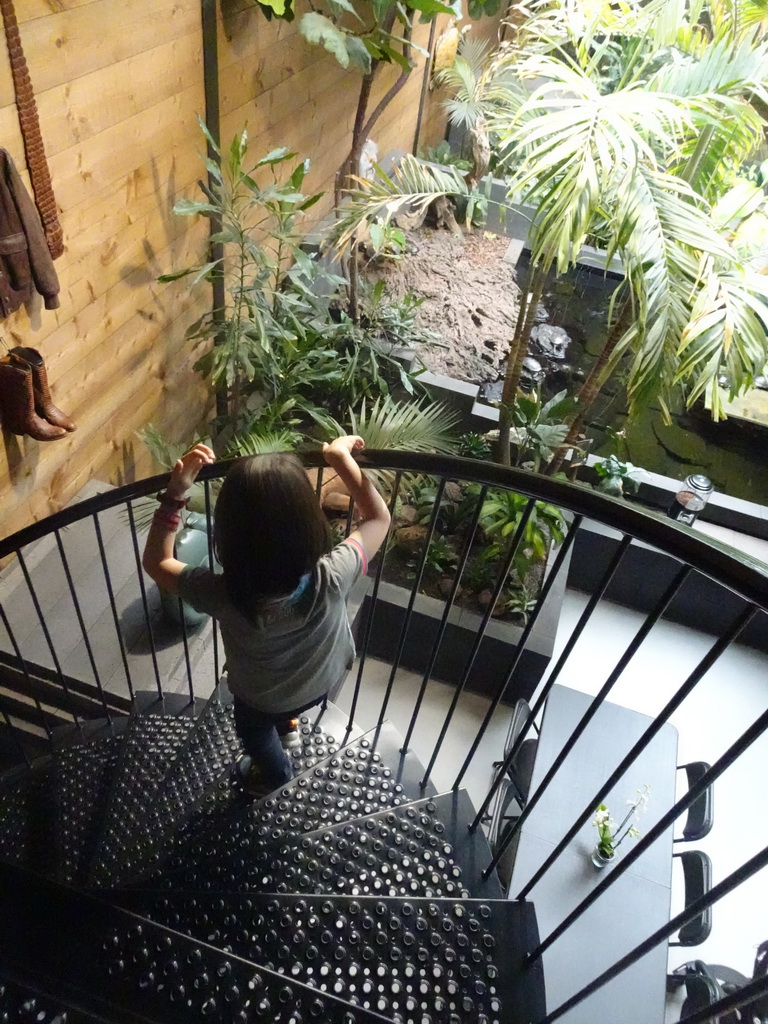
366, 227, 520, 384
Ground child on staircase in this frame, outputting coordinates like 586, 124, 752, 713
142, 436, 390, 796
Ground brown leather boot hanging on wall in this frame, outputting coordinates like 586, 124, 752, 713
0, 353, 67, 440
0, 0, 64, 260
9, 346, 76, 431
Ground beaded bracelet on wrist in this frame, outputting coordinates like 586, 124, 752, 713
157, 491, 187, 510
153, 507, 181, 530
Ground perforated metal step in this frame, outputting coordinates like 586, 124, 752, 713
0, 861, 393, 1024
116, 696, 364, 888
121, 891, 544, 1024
88, 695, 200, 886
148, 722, 426, 892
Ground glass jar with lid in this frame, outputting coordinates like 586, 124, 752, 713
667, 475, 714, 526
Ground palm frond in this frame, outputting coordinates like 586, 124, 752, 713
226, 428, 302, 457
617, 168, 732, 414
347, 396, 460, 453
649, 37, 768, 103
328, 157, 469, 253
676, 263, 768, 416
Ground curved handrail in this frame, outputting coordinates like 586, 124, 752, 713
2, 450, 767, 611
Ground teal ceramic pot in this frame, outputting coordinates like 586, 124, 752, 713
160, 512, 220, 628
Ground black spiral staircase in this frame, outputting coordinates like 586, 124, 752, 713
3, 451, 768, 1024
0, 681, 543, 1024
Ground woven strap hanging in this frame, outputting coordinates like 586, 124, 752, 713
0, 0, 64, 260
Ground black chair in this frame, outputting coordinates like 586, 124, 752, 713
675, 761, 714, 843
670, 850, 713, 947
667, 961, 741, 1023
494, 698, 539, 807
487, 778, 522, 892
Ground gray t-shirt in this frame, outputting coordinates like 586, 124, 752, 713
178, 539, 366, 713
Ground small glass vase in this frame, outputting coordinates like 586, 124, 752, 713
591, 844, 615, 869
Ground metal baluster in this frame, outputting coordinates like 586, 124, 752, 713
530, 695, 768, 962
0, 696, 29, 766
176, 597, 195, 703
507, 603, 755, 892
203, 479, 220, 686
400, 485, 488, 753
377, 477, 446, 729
472, 532, 634, 834
16, 550, 72, 705
53, 530, 112, 724
347, 473, 402, 732
92, 512, 134, 701
454, 515, 582, 792
420, 498, 536, 788
535, 532, 635, 692
0, 603, 52, 744
314, 463, 325, 501
539, 842, 768, 1024
126, 501, 163, 698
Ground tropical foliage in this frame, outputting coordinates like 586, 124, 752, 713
161, 125, 431, 445
333, 0, 768, 467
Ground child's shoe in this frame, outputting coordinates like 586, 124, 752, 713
278, 718, 301, 749
236, 756, 275, 798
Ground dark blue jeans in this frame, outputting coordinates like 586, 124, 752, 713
232, 695, 327, 787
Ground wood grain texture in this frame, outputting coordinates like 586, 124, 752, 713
0, 0, 501, 543
0, 0, 209, 541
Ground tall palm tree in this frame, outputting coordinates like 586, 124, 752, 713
332, 0, 768, 466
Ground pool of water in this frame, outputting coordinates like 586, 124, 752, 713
510, 252, 768, 505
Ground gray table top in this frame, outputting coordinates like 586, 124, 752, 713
508, 684, 679, 1024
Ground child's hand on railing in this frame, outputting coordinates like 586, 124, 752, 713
322, 435, 365, 462
166, 444, 215, 500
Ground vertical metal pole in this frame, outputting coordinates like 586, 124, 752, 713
176, 599, 195, 703
203, 479, 220, 686
93, 513, 134, 701
377, 477, 446, 729
420, 499, 536, 787
127, 502, 163, 698
400, 485, 488, 752
16, 551, 71, 702
347, 473, 402, 730
453, 515, 582, 791
54, 531, 111, 723
0, 604, 52, 744
201, 0, 226, 422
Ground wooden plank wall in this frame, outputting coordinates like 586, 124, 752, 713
0, 0, 211, 542
0, 0, 501, 542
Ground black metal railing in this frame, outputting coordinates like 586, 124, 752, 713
1, 449, 767, 1024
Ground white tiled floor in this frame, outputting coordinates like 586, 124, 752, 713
338, 586, 768, 1015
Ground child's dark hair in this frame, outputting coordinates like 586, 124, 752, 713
214, 452, 332, 617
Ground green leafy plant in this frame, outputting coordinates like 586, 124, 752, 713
499, 583, 538, 624
458, 432, 493, 461
226, 428, 303, 457
593, 455, 643, 498
368, 221, 408, 261
593, 785, 650, 859
481, 490, 565, 580
159, 124, 326, 434
358, 279, 443, 353
419, 140, 472, 172
463, 545, 501, 593
420, 535, 459, 576
344, 395, 460, 453
510, 390, 577, 471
